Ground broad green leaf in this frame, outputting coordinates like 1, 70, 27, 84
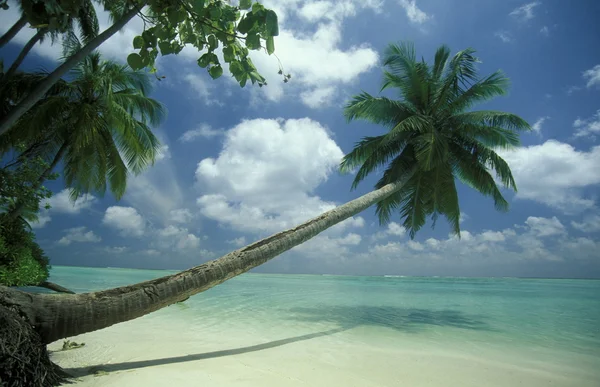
252, 2, 264, 13
246, 33, 260, 50
239, 0, 252, 10
197, 53, 211, 68
209, 65, 224, 79
158, 41, 172, 55
229, 60, 244, 76
154, 26, 168, 40
208, 35, 218, 50
265, 10, 279, 36
133, 36, 144, 49
127, 53, 144, 70
237, 13, 254, 34
223, 46, 235, 62
266, 36, 274, 55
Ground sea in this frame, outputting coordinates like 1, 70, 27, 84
41, 266, 600, 387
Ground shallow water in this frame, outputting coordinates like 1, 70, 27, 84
46, 266, 600, 386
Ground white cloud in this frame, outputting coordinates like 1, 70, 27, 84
571, 214, 600, 233
57, 227, 101, 246
573, 110, 600, 138
241, 1, 379, 108
459, 212, 469, 224
583, 64, 600, 89
196, 118, 364, 238
300, 86, 337, 109
154, 225, 200, 251
46, 189, 96, 214
494, 30, 512, 43
531, 116, 549, 134
498, 140, 600, 213
102, 206, 146, 236
179, 124, 224, 142
480, 230, 506, 242
168, 208, 194, 224
525, 216, 566, 237
398, 0, 431, 24
509, 2, 541, 21
540, 26, 550, 36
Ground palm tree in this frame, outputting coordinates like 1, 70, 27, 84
3, 36, 165, 222
0, 2, 141, 135
1, 0, 100, 81
0, 43, 529, 386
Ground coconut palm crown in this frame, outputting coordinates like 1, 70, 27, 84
341, 42, 531, 238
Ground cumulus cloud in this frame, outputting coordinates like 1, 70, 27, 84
525, 216, 566, 237
154, 225, 201, 251
57, 227, 101, 246
47, 189, 96, 214
227, 237, 247, 247
238, 1, 380, 108
195, 118, 364, 258
179, 124, 224, 142
573, 110, 600, 138
103, 206, 146, 236
498, 140, 600, 213
509, 2, 541, 21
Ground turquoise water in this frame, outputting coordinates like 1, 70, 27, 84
45, 266, 600, 385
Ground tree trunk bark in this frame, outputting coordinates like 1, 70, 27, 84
0, 168, 415, 345
0, 5, 141, 136
2, 29, 45, 80
6, 142, 67, 222
0, 14, 27, 48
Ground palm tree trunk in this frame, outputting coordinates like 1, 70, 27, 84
0, 5, 141, 136
2, 29, 45, 80
0, 167, 415, 345
0, 14, 27, 48
6, 142, 67, 222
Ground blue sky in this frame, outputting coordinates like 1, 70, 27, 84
1, 0, 599, 278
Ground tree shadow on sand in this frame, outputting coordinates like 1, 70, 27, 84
64, 306, 491, 377
64, 327, 348, 377
286, 305, 493, 334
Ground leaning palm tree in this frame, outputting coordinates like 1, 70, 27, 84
3, 36, 164, 222
0, 43, 529, 386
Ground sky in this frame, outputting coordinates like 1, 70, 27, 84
1, 0, 599, 278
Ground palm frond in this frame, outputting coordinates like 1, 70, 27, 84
452, 110, 531, 132
343, 92, 415, 127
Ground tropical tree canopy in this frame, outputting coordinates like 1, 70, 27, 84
4, 37, 166, 201
341, 42, 531, 238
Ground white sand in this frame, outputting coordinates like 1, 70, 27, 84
49, 311, 599, 387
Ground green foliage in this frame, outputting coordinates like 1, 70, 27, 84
128, 0, 283, 87
0, 217, 50, 287
342, 42, 531, 239
5, 37, 165, 200
0, 155, 56, 220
